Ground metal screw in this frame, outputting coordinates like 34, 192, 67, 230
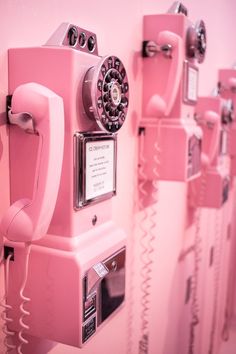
92, 215, 97, 226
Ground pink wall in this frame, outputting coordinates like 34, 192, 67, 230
1, 0, 236, 353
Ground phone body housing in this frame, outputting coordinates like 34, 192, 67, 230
5, 23, 128, 347
189, 96, 231, 208
140, 9, 206, 182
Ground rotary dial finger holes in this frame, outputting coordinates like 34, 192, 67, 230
83, 56, 129, 133
186, 20, 207, 64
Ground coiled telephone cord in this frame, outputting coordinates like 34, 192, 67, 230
138, 131, 150, 352
218, 202, 232, 342
221, 202, 231, 342
17, 243, 31, 354
138, 128, 160, 354
208, 208, 222, 354
149, 141, 160, 266
188, 172, 206, 354
0, 253, 16, 353
223, 122, 233, 341
126, 142, 139, 354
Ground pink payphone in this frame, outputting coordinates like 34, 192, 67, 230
218, 68, 236, 177
0, 23, 129, 350
189, 96, 232, 208
136, 3, 207, 354
139, 1, 206, 182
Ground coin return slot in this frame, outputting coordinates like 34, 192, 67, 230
67, 26, 78, 47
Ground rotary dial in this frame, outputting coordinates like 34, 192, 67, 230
222, 100, 234, 124
83, 55, 129, 133
186, 20, 207, 64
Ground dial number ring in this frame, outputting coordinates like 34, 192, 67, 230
83, 55, 129, 133
186, 20, 207, 64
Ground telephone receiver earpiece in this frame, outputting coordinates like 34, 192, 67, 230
0, 83, 64, 242
146, 30, 183, 117
201, 110, 221, 167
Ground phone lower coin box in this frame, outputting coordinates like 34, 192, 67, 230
4, 224, 126, 347
189, 167, 230, 208
139, 119, 202, 182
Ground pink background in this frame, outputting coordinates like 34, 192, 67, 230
1, 0, 236, 353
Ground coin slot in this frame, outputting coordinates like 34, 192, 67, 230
67, 26, 78, 47
88, 36, 96, 52
79, 32, 87, 48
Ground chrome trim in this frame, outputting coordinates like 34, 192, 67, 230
83, 247, 125, 320
142, 40, 173, 58
86, 263, 109, 297
45, 22, 98, 55
221, 99, 234, 124
167, 1, 188, 15
183, 60, 199, 105
74, 132, 117, 209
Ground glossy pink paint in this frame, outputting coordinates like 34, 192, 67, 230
0, 1, 236, 354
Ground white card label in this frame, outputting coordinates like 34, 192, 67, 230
85, 140, 115, 201
187, 67, 198, 102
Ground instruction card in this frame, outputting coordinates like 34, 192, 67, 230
187, 66, 198, 102
85, 139, 115, 201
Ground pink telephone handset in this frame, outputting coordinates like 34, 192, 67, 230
0, 83, 64, 243
147, 31, 184, 117
201, 110, 220, 167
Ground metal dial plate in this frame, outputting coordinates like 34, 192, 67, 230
221, 100, 234, 124
83, 56, 129, 133
186, 20, 207, 63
